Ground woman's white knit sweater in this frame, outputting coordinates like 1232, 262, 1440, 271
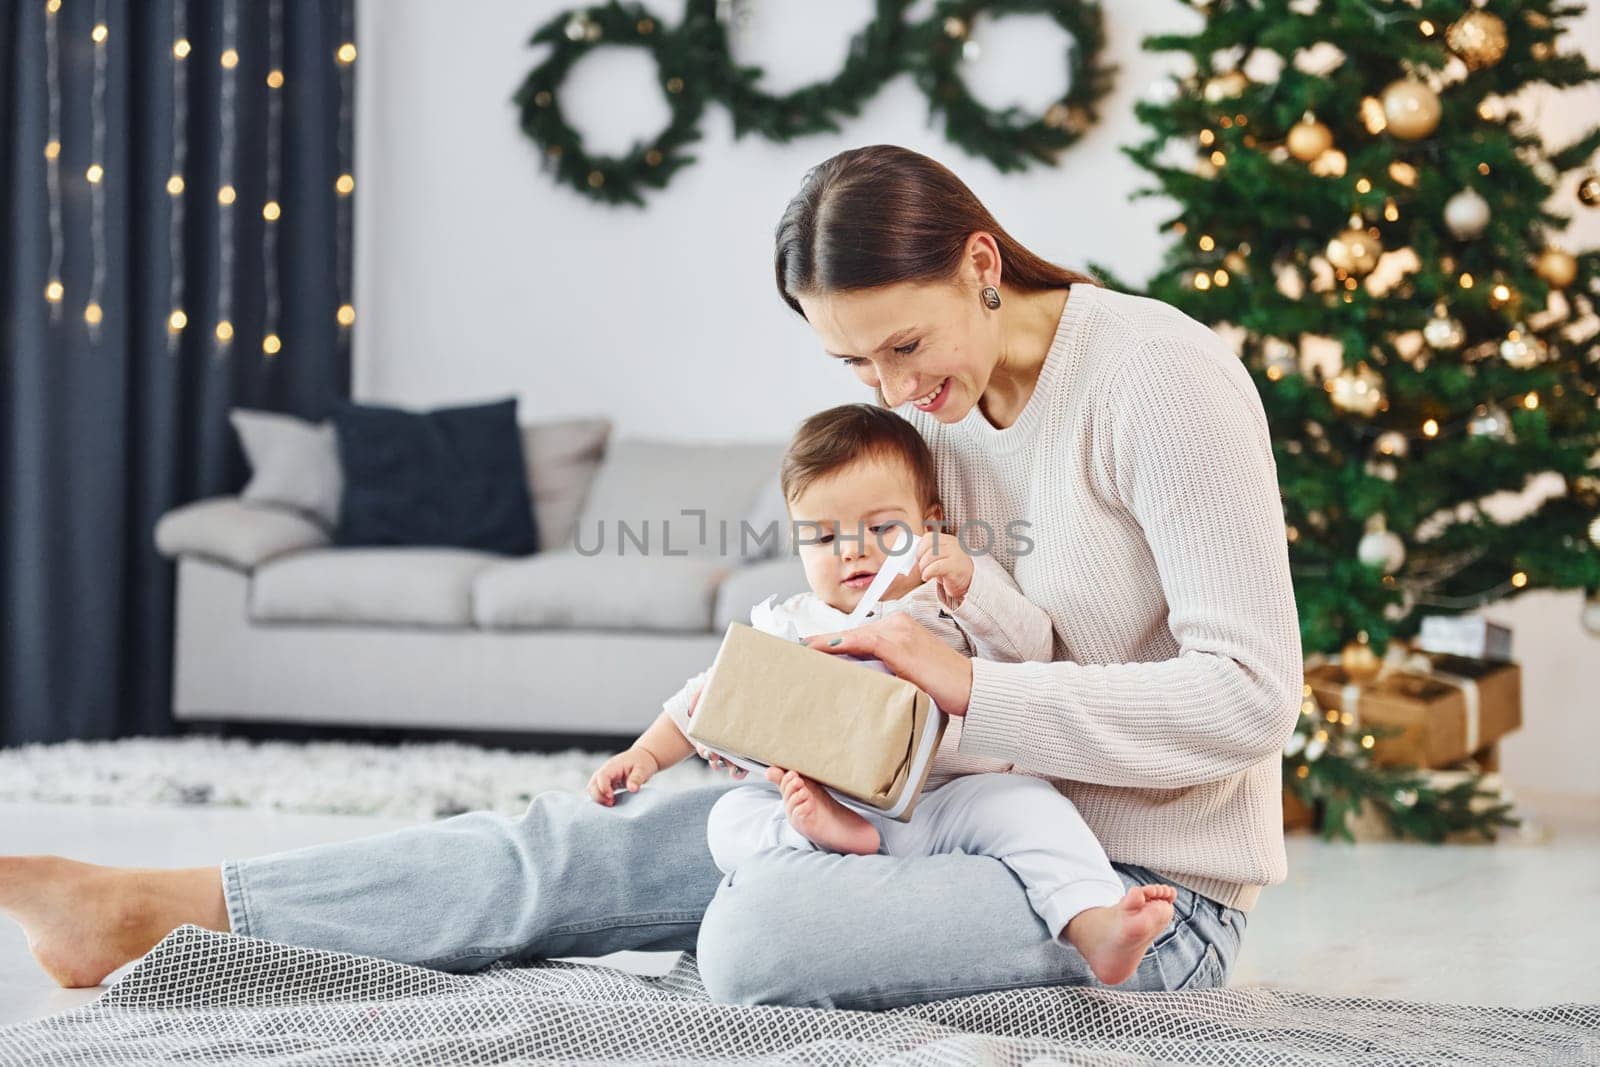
897, 283, 1303, 912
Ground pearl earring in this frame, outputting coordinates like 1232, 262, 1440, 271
981, 286, 1002, 310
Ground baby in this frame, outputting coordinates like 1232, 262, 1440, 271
587, 404, 1174, 985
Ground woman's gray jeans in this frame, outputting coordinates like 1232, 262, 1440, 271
221, 782, 1246, 1010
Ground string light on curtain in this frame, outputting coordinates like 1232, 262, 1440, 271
85, 0, 109, 336
167, 0, 189, 349
335, 8, 355, 333
262, 0, 284, 358
214, 0, 239, 352
43, 0, 65, 318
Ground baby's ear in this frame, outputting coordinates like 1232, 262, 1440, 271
922, 504, 946, 532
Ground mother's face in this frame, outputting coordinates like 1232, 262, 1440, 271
796, 274, 1002, 423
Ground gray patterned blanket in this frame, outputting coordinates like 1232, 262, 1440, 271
1, 926, 1594, 1065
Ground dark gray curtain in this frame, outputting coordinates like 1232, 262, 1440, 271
1, 0, 354, 744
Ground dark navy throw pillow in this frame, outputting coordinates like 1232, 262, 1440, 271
331, 397, 538, 555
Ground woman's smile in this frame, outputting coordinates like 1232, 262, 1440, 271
910, 377, 951, 413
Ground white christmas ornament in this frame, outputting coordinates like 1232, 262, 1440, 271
1444, 188, 1491, 239
1358, 516, 1406, 573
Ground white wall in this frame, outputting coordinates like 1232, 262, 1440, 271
352, 0, 1600, 795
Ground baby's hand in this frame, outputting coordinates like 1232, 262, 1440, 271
686, 679, 747, 780
587, 746, 659, 806
917, 530, 975, 609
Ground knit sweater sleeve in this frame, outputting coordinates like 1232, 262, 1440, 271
943, 552, 1056, 663
956, 337, 1303, 789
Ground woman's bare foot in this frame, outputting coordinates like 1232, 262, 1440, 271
1061, 884, 1177, 986
0, 855, 229, 988
769, 768, 881, 856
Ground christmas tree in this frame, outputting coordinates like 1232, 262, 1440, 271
1101, 0, 1600, 839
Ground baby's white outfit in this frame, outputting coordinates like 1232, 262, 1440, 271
661, 553, 1127, 939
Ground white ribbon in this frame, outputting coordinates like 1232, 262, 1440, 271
1422, 666, 1483, 752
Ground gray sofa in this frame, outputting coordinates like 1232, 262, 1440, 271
153, 422, 809, 736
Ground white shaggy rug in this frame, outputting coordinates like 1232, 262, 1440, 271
0, 736, 726, 820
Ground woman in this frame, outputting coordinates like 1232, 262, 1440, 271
0, 145, 1301, 1010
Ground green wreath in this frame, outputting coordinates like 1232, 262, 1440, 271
686, 0, 913, 141
512, 2, 716, 206
911, 0, 1115, 172
513, 0, 1115, 204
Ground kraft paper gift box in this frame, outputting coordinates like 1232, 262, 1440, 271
684, 621, 947, 822
1305, 653, 1521, 769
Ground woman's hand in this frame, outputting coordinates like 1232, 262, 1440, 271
806, 613, 975, 716
686, 684, 748, 780
586, 746, 660, 806
916, 532, 975, 609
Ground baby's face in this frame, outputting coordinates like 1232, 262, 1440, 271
787, 455, 939, 615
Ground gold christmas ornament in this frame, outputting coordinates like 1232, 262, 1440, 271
1381, 79, 1442, 140
1340, 638, 1383, 682
1387, 161, 1418, 187
1578, 173, 1600, 207
1329, 362, 1385, 416
1445, 11, 1508, 70
1287, 115, 1333, 161
1327, 224, 1380, 276
1203, 71, 1249, 103
1536, 248, 1577, 289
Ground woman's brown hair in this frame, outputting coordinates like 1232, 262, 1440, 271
773, 144, 1098, 319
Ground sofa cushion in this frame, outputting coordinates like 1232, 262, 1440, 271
331, 397, 538, 555
572, 440, 783, 560
521, 417, 611, 553
473, 552, 730, 632
231, 410, 344, 528
252, 548, 502, 627
155, 496, 332, 571
714, 555, 812, 631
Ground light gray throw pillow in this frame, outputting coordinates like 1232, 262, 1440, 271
230, 409, 343, 529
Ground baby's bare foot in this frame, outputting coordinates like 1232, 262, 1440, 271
0, 855, 226, 988
782, 775, 880, 856
1062, 884, 1177, 986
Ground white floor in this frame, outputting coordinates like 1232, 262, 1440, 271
2, 790, 1597, 1027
